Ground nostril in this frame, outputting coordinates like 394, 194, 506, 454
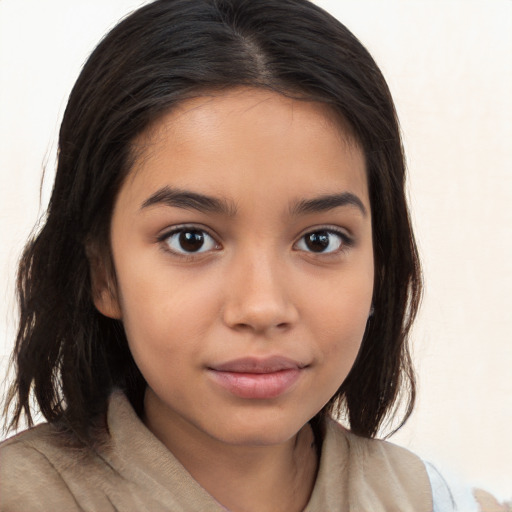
234, 323, 252, 331
229, 320, 291, 334
221, 292, 299, 333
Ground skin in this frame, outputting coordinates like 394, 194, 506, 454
93, 88, 374, 512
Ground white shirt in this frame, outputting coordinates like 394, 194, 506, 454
426, 462, 479, 512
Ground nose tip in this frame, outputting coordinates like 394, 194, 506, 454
221, 262, 299, 334
223, 300, 295, 334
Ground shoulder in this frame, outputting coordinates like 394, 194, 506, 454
1, 422, 68, 472
326, 423, 499, 512
0, 423, 112, 512
0, 424, 82, 511
311, 418, 433, 511
327, 423, 505, 512
326, 418, 428, 476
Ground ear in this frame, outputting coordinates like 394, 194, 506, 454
87, 245, 122, 320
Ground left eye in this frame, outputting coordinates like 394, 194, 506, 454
295, 230, 346, 254
164, 228, 219, 254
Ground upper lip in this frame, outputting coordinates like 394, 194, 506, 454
209, 356, 306, 374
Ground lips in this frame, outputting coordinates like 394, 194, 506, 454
207, 356, 306, 399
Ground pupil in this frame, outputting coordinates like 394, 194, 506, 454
179, 230, 204, 252
306, 231, 329, 252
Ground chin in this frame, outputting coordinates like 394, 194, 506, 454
217, 429, 299, 447
207, 411, 313, 447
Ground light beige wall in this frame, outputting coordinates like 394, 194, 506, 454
1, 0, 510, 500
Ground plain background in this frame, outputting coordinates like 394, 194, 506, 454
0, 0, 511, 501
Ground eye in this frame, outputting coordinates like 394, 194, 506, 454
295, 229, 349, 254
163, 228, 219, 255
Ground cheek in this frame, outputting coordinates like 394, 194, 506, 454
311, 306, 369, 407
114, 259, 221, 363
118, 287, 198, 396
307, 268, 373, 372
317, 311, 366, 371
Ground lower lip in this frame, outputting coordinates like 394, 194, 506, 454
208, 369, 302, 399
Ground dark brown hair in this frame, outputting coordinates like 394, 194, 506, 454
4, 0, 421, 443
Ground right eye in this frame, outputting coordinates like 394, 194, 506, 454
162, 228, 219, 255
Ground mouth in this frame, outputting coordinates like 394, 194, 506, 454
207, 356, 307, 399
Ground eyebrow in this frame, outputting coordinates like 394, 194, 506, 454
141, 186, 367, 218
141, 186, 238, 216
290, 192, 367, 217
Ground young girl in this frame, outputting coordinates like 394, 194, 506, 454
0, 0, 502, 510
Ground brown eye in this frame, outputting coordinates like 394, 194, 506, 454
296, 230, 348, 254
164, 228, 218, 254
305, 231, 330, 252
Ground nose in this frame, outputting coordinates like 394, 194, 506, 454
221, 251, 299, 335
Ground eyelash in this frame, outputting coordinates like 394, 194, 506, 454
293, 227, 354, 256
157, 225, 353, 259
157, 225, 220, 260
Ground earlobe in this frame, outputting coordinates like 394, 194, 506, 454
94, 285, 122, 320
87, 246, 122, 320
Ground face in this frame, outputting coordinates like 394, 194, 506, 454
95, 88, 374, 448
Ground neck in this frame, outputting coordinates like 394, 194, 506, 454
143, 390, 319, 512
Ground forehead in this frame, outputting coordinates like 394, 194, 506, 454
152, 88, 356, 143
122, 87, 368, 211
